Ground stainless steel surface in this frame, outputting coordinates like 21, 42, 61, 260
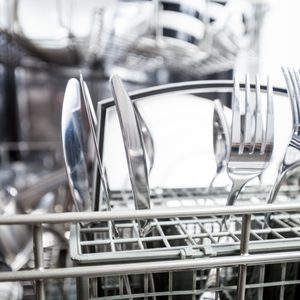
33, 225, 45, 300
0, 250, 300, 284
109, 74, 157, 297
94, 79, 287, 213
81, 78, 97, 128
133, 102, 155, 174
79, 75, 118, 238
236, 214, 251, 300
208, 98, 230, 191
224, 74, 274, 226
61, 78, 90, 212
1, 250, 300, 281
110, 74, 151, 236
267, 67, 300, 207
95, 79, 285, 192
0, 197, 299, 225
70, 195, 300, 263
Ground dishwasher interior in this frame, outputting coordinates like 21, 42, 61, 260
1, 1, 300, 300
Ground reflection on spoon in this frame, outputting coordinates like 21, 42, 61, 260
61, 78, 90, 213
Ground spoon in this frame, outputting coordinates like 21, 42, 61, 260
61, 78, 90, 213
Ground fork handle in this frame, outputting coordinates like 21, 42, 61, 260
221, 180, 247, 230
264, 162, 300, 226
264, 170, 288, 227
267, 162, 300, 205
266, 170, 287, 205
226, 180, 246, 207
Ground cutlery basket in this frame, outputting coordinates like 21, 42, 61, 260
69, 188, 300, 299
78, 80, 299, 299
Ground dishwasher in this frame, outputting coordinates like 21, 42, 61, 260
0, 1, 299, 300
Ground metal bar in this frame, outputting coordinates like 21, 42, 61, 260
169, 272, 172, 300
237, 214, 251, 300
280, 264, 286, 300
0, 203, 299, 225
174, 217, 197, 246
215, 268, 220, 300
119, 276, 123, 297
153, 218, 171, 248
273, 218, 300, 236
268, 228, 285, 239
149, 273, 156, 300
97, 80, 288, 108
249, 229, 262, 240
240, 215, 251, 255
1, 251, 300, 282
33, 225, 45, 300
257, 265, 265, 300
135, 219, 145, 250
77, 277, 89, 300
228, 231, 240, 243
194, 217, 217, 243
192, 270, 196, 300
144, 273, 148, 298
74, 237, 300, 266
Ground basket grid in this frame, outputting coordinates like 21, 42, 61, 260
72, 188, 300, 263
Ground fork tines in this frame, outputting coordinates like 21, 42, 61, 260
231, 73, 274, 158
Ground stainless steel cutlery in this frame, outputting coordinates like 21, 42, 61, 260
208, 99, 230, 192
110, 74, 152, 236
223, 74, 274, 227
267, 67, 300, 206
61, 78, 91, 213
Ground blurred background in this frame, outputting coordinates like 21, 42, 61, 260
0, 0, 297, 153
0, 0, 267, 148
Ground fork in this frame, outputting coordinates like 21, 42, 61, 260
266, 67, 300, 208
223, 73, 274, 227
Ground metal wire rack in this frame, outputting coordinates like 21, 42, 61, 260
71, 203, 300, 261
70, 186, 300, 261
0, 189, 299, 300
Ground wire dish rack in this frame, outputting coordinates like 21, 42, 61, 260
0, 196, 300, 300
68, 188, 300, 300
